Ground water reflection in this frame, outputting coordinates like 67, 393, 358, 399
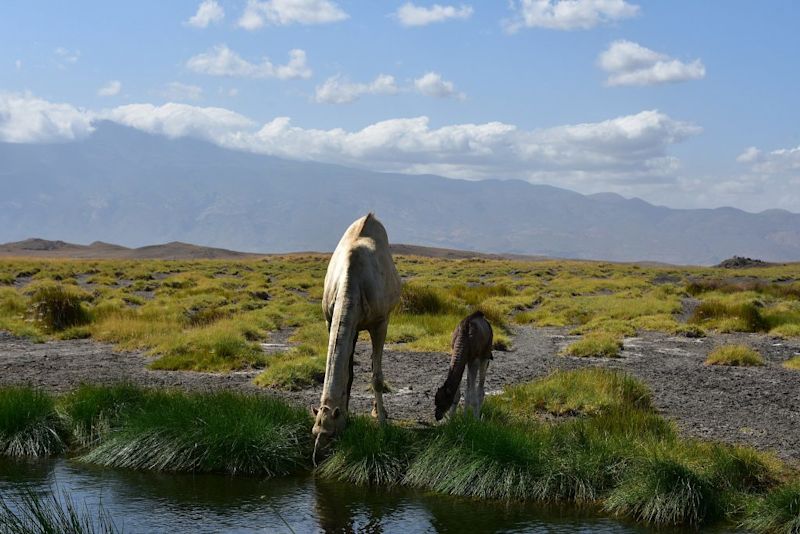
0, 458, 713, 533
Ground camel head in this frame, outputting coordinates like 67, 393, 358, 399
311, 404, 345, 465
434, 384, 455, 421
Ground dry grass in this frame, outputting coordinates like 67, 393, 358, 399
705, 345, 765, 367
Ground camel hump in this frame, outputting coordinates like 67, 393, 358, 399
348, 213, 389, 244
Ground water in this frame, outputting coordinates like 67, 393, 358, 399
0, 458, 703, 533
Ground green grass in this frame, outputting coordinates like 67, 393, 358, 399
604, 448, 723, 527
0, 387, 65, 457
3, 256, 800, 387
80, 389, 311, 476
485, 368, 651, 420
0, 487, 119, 534
59, 384, 146, 448
316, 416, 420, 486
562, 332, 623, 358
28, 283, 92, 332
783, 356, 800, 370
743, 482, 800, 533
705, 345, 765, 367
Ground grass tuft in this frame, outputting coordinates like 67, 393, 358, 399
0, 388, 65, 457
743, 482, 800, 534
28, 284, 91, 332
0, 487, 119, 534
605, 449, 723, 527
485, 368, 651, 420
562, 332, 623, 358
705, 345, 765, 367
783, 356, 800, 370
80, 389, 311, 476
316, 417, 419, 486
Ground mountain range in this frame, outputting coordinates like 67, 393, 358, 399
2, 122, 799, 265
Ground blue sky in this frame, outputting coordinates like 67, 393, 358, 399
1, 0, 799, 212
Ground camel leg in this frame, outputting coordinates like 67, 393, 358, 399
345, 335, 357, 411
369, 319, 389, 423
465, 360, 478, 418
477, 358, 489, 418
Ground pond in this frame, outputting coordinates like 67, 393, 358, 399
0, 459, 731, 533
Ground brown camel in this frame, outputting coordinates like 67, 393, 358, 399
434, 311, 493, 421
312, 214, 401, 462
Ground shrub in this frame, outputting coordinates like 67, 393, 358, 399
0, 387, 66, 457
705, 345, 765, 367
562, 332, 623, 358
28, 284, 91, 332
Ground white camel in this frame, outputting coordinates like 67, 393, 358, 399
312, 213, 401, 462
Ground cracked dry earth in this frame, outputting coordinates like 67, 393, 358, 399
1, 328, 799, 461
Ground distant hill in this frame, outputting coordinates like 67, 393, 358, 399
0, 238, 550, 262
2, 122, 799, 265
0, 238, 256, 260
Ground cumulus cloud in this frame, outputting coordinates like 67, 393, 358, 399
185, 0, 224, 28
186, 45, 311, 79
15, 60, 22, 70
314, 74, 398, 104
506, 0, 639, 32
161, 82, 204, 101
238, 0, 347, 29
737, 144, 800, 175
413, 72, 464, 99
395, 3, 473, 26
97, 80, 122, 97
101, 103, 255, 142
599, 40, 705, 86
0, 93, 699, 192
0, 92, 94, 143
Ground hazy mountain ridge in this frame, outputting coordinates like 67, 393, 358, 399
1, 122, 798, 265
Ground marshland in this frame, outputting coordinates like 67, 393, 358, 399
1, 254, 799, 532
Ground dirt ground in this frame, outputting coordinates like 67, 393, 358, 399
1, 328, 798, 461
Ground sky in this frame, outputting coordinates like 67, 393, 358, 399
1, 0, 799, 213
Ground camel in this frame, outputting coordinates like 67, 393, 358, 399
312, 213, 401, 462
434, 311, 493, 421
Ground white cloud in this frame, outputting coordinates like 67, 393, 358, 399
414, 72, 464, 99
101, 103, 255, 142
54, 47, 80, 67
162, 82, 204, 101
15, 60, 22, 70
0, 92, 94, 143
599, 40, 705, 86
506, 0, 639, 32
185, 0, 225, 28
97, 80, 122, 97
186, 45, 311, 79
238, 0, 347, 29
737, 144, 800, 175
395, 3, 473, 26
314, 74, 398, 104
0, 93, 699, 196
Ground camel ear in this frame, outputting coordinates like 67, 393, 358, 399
311, 406, 319, 417
332, 407, 341, 419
